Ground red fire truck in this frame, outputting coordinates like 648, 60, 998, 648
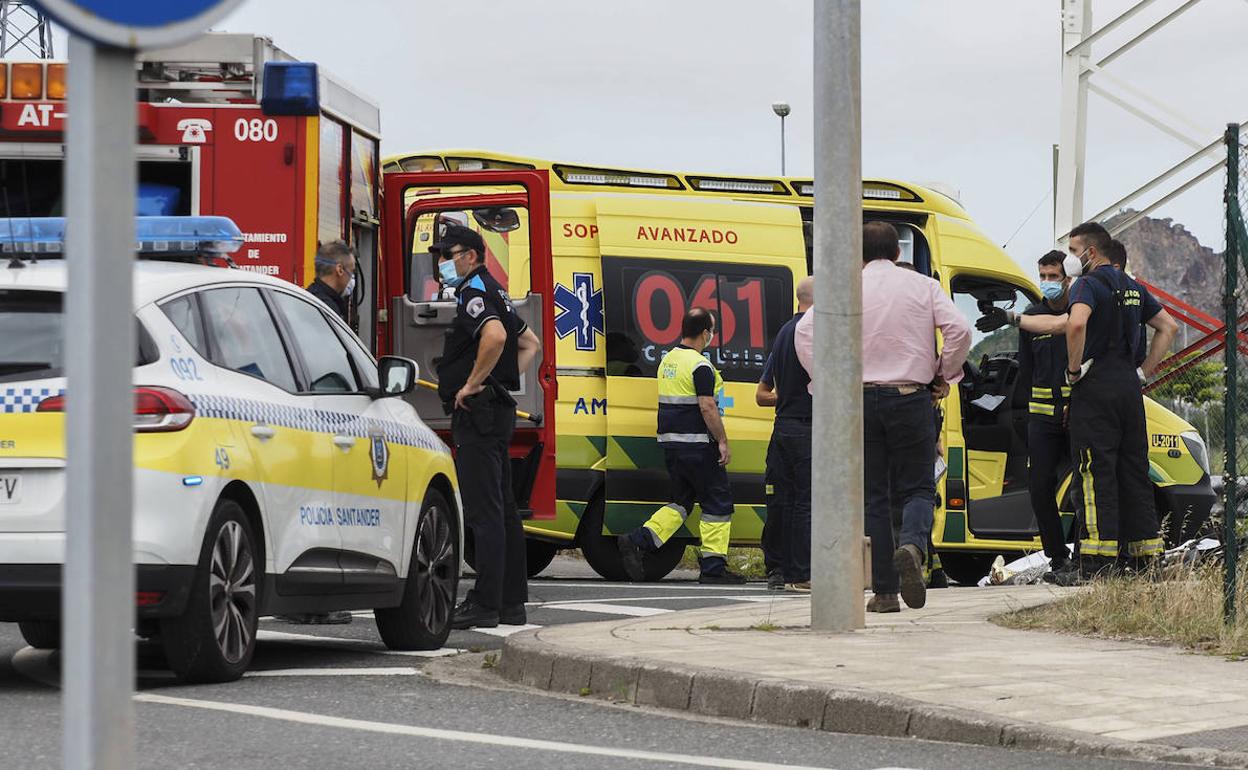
0, 33, 384, 338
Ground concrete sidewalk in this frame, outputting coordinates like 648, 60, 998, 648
500, 585, 1248, 767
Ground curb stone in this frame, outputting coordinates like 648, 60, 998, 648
501, 630, 1248, 768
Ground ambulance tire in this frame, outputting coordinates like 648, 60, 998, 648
525, 539, 558, 577
17, 620, 60, 650
376, 488, 458, 651
938, 552, 996, 587
161, 499, 259, 684
578, 497, 685, 582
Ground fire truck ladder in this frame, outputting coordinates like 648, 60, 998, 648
0, 1, 52, 58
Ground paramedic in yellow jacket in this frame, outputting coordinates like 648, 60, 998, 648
618, 308, 747, 584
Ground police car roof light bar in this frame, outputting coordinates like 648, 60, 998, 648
0, 216, 244, 259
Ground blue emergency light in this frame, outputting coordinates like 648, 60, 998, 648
0, 216, 244, 257
261, 61, 319, 116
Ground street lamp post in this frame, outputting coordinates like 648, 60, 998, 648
772, 102, 790, 175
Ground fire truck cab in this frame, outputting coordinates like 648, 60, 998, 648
0, 33, 383, 346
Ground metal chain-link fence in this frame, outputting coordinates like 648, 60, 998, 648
1221, 124, 1248, 623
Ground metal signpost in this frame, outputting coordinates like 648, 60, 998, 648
29, 4, 243, 767
811, 0, 865, 632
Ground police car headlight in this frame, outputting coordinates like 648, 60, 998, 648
1180, 431, 1210, 475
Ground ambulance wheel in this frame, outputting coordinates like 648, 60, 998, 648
526, 539, 558, 577
938, 552, 995, 587
376, 488, 458, 651
578, 498, 685, 582
18, 620, 59, 650
161, 499, 259, 684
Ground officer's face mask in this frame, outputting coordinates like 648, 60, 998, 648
438, 258, 463, 287
1039, 280, 1065, 301
341, 271, 356, 298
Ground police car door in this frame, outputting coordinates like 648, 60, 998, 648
384, 170, 557, 523
192, 286, 343, 579
266, 288, 407, 588
595, 197, 802, 542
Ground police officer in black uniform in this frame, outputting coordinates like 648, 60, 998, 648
432, 225, 542, 629
1065, 222, 1177, 579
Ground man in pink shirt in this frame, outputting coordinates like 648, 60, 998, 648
794, 221, 970, 612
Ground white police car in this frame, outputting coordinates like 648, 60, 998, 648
0, 217, 461, 683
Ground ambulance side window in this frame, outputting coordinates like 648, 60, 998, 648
602, 257, 794, 383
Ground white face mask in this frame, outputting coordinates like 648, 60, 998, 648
341, 273, 356, 298
1062, 253, 1084, 278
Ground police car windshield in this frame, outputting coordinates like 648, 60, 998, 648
0, 290, 63, 381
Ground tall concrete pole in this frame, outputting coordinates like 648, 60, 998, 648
1054, 0, 1091, 242
63, 37, 136, 769
811, 0, 865, 632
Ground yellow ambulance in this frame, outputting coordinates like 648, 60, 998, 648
380, 151, 1213, 584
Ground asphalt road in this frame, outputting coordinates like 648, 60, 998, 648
0, 556, 1207, 769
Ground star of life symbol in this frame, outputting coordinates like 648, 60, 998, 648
554, 273, 604, 351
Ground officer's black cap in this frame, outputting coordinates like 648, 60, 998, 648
430, 224, 485, 258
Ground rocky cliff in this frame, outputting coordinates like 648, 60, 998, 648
1108, 211, 1223, 316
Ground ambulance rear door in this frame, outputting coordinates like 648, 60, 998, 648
382, 170, 557, 522
595, 197, 804, 543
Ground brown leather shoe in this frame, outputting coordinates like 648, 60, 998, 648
893, 543, 927, 609
866, 593, 900, 613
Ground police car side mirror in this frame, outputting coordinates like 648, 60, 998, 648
376, 356, 418, 398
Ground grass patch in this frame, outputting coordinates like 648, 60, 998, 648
995, 562, 1248, 657
678, 546, 767, 578
750, 621, 780, 632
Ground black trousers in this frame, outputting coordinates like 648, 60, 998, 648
1069, 357, 1161, 562
1028, 415, 1072, 563
453, 398, 527, 610
762, 418, 812, 582
864, 388, 936, 594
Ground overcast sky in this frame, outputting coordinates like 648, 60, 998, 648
171, 1, 1248, 273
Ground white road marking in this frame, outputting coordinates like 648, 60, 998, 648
255, 629, 461, 658
541, 602, 673, 617
471, 624, 542, 638
244, 667, 420, 678
529, 581, 770, 592
134, 692, 832, 769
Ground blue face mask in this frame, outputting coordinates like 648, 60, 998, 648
1039, 280, 1064, 301
438, 259, 462, 287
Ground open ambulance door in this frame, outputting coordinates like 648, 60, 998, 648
381, 170, 557, 522
594, 198, 801, 570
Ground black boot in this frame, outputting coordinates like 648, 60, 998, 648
451, 597, 499, 630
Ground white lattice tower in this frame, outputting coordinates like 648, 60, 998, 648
0, 1, 52, 58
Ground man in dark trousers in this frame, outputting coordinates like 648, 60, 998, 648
795, 222, 970, 611
306, 240, 355, 323
755, 276, 813, 591
1018, 250, 1079, 582
432, 225, 541, 629
618, 309, 746, 585
1065, 222, 1177, 578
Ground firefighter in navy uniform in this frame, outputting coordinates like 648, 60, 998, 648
432, 225, 542, 629
1064, 222, 1178, 579
619, 309, 746, 585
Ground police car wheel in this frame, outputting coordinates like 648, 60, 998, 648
526, 539, 558, 578
17, 620, 60, 650
376, 488, 458, 651
161, 499, 259, 684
